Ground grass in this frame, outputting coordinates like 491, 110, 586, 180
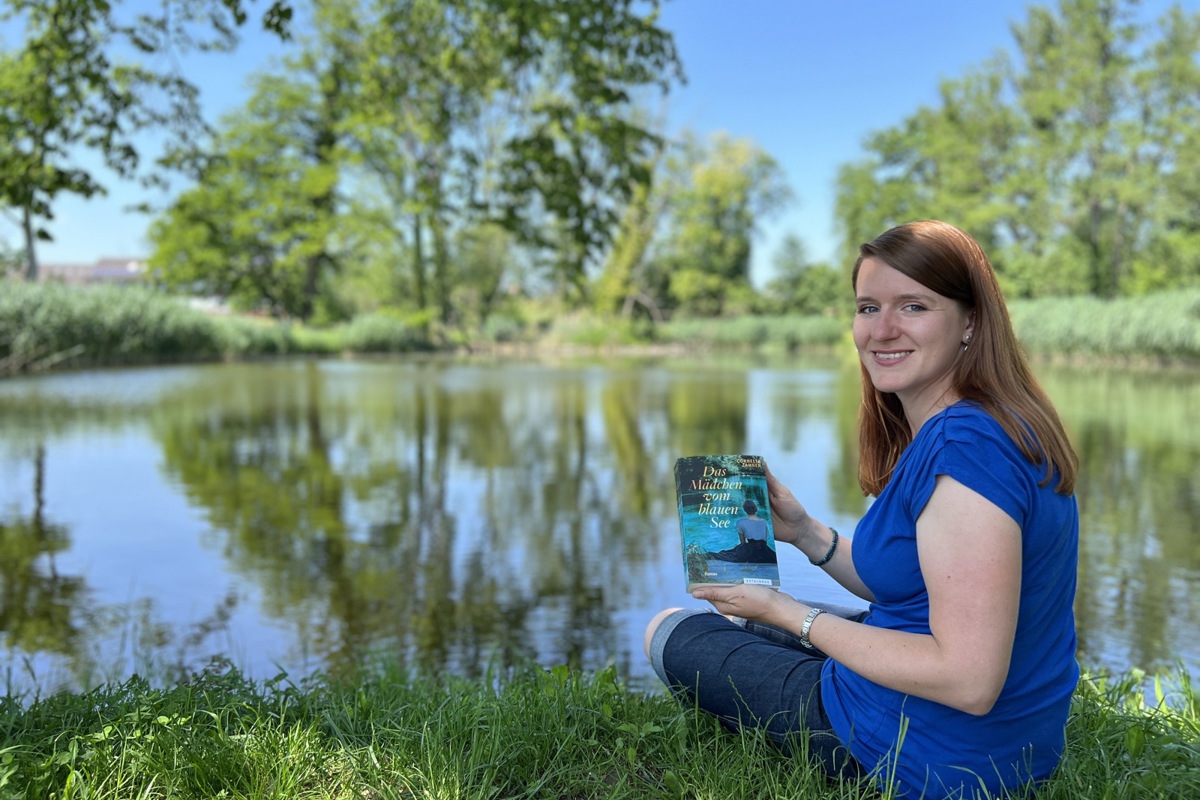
0, 659, 1195, 800
0, 283, 435, 374
1008, 289, 1200, 363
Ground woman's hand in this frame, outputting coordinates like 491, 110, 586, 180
765, 464, 812, 548
691, 583, 797, 624
765, 463, 873, 601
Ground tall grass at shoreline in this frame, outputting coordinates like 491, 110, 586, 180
0, 283, 286, 372
3, 282, 1200, 375
657, 313, 846, 352
1010, 289, 1200, 363
0, 659, 1195, 799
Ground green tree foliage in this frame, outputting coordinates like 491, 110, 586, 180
0, 0, 293, 281
835, 63, 1021, 265
660, 132, 792, 317
592, 157, 670, 321
148, 65, 347, 320
209, 0, 294, 35
486, 0, 682, 296
344, 0, 505, 326
834, 0, 1200, 298
594, 131, 794, 321
762, 233, 845, 316
150, 0, 682, 327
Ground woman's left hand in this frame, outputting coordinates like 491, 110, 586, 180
691, 583, 797, 623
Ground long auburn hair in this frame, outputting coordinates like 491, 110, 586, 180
852, 220, 1078, 497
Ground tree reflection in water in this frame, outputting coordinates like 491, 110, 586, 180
0, 357, 1195, 694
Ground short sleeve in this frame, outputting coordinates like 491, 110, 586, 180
907, 407, 1034, 529
936, 410, 1032, 527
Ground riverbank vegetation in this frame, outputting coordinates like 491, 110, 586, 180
7, 0, 1200, 346
3, 281, 1200, 376
0, 659, 1196, 799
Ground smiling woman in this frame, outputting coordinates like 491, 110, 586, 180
645, 220, 1083, 800
852, 257, 974, 431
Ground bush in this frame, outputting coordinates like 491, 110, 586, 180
541, 311, 643, 348
340, 312, 432, 353
659, 314, 845, 351
213, 314, 296, 356
479, 313, 529, 344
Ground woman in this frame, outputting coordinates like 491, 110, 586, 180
645, 220, 1080, 799
736, 499, 766, 543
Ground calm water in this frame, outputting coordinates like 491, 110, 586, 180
0, 355, 1196, 696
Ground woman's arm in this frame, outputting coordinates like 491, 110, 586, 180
699, 474, 1022, 715
766, 466, 873, 601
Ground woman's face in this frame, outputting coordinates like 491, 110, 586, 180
853, 257, 974, 430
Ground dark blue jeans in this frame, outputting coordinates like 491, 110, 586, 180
648, 606, 868, 780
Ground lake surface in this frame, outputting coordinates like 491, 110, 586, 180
0, 355, 1196, 696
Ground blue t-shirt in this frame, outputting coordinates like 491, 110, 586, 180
822, 402, 1079, 799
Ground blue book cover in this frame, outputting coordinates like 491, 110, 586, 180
674, 454, 781, 592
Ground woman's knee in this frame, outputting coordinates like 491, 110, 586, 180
644, 607, 685, 659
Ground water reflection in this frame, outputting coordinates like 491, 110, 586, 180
1039, 367, 1200, 679
0, 357, 1195, 696
0, 445, 82, 658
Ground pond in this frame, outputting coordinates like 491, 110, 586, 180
0, 355, 1196, 696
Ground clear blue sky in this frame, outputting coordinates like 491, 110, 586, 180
21, 0, 1184, 284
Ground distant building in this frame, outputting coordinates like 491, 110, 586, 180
37, 257, 147, 285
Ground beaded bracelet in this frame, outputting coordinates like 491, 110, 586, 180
809, 528, 839, 566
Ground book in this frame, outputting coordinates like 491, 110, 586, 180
674, 454, 781, 592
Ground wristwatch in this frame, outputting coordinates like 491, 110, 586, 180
800, 607, 825, 650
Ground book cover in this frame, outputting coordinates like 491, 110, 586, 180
674, 454, 781, 592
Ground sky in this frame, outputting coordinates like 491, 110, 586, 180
17, 0, 1187, 285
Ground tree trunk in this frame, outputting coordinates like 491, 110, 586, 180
22, 205, 39, 282
412, 216, 427, 312
432, 217, 452, 325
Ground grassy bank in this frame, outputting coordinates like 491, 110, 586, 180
1009, 289, 1200, 364
0, 660, 1196, 799
0, 283, 432, 374
3, 282, 1200, 374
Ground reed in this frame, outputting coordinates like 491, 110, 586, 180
1009, 289, 1200, 362
5, 283, 1200, 375
0, 282, 226, 371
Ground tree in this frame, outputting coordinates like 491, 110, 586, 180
150, 0, 683, 325
346, 0, 683, 309
834, 61, 1020, 264
833, 0, 1200, 298
592, 174, 671, 322
147, 64, 349, 320
762, 234, 844, 316
0, 0, 294, 281
1124, 5, 1200, 292
659, 132, 792, 316
492, 0, 683, 295
1009, 0, 1146, 297
344, 0, 508, 326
